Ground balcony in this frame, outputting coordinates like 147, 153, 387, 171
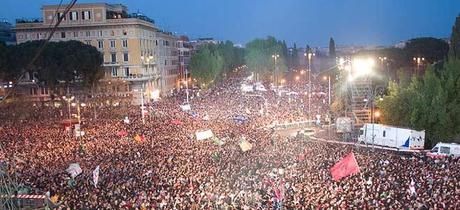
121, 74, 160, 82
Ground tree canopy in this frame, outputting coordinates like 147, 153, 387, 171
0, 40, 103, 88
245, 36, 287, 80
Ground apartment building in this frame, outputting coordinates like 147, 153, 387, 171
14, 3, 179, 104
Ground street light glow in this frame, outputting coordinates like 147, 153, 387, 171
353, 58, 375, 77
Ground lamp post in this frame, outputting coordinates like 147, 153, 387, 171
304, 52, 315, 120
413, 57, 425, 76
272, 54, 280, 87
323, 76, 331, 106
62, 96, 75, 120
141, 55, 154, 101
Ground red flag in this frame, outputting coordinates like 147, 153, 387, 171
117, 131, 128, 137
330, 152, 360, 181
171, 119, 183, 125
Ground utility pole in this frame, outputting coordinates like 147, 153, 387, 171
272, 54, 280, 87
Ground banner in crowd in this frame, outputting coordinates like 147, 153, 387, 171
239, 139, 252, 152
123, 116, 130, 124
171, 119, 183, 125
330, 152, 360, 181
134, 134, 145, 143
196, 130, 214, 140
117, 130, 128, 137
241, 84, 254, 92
212, 137, 225, 146
180, 104, 191, 111
93, 165, 100, 187
66, 163, 82, 178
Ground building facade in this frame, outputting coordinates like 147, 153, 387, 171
14, 3, 179, 104
177, 36, 192, 87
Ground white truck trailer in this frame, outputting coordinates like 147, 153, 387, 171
358, 124, 425, 150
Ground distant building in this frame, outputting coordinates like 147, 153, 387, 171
13, 3, 179, 104
0, 20, 16, 45
177, 36, 192, 87
190, 37, 221, 52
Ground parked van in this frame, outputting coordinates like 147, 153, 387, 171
427, 142, 460, 158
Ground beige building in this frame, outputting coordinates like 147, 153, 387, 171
14, 3, 179, 104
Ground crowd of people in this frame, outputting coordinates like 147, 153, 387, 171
1, 69, 459, 209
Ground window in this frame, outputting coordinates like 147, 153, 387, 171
125, 67, 130, 76
30, 88, 38, 95
110, 30, 115, 36
61, 32, 66, 38
73, 31, 78, 37
85, 40, 91, 45
111, 67, 118, 77
440, 147, 450, 155
165, 60, 167, 65
98, 30, 103, 37
69, 11, 78, 20
430, 147, 439, 153
58, 12, 66, 20
40, 87, 49, 95
122, 39, 128, 48
82, 11, 91, 20
86, 31, 91, 37
111, 53, 117, 63
123, 53, 129, 62
383, 131, 386, 137
155, 40, 158, 46
98, 40, 103, 49
110, 40, 116, 48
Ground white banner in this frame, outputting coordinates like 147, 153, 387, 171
239, 139, 253, 152
92, 165, 100, 187
196, 130, 214, 141
66, 163, 82, 178
180, 104, 191, 111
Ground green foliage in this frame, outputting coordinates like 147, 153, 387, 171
189, 45, 224, 86
245, 36, 287, 80
189, 41, 244, 85
378, 59, 460, 147
449, 15, 460, 59
0, 40, 103, 88
405, 37, 449, 63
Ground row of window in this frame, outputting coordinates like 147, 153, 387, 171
93, 39, 128, 49
58, 10, 92, 21
111, 67, 130, 77
107, 52, 129, 63
29, 87, 49, 95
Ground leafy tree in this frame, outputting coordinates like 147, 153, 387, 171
189, 45, 224, 86
405, 37, 449, 63
449, 14, 460, 59
0, 40, 103, 88
245, 36, 287, 81
329, 37, 336, 57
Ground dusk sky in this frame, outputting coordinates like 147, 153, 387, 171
2, 0, 459, 47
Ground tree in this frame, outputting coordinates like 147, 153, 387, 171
189, 45, 224, 86
245, 36, 287, 81
0, 40, 103, 88
329, 37, 336, 57
404, 37, 449, 63
292, 43, 299, 69
450, 15, 460, 59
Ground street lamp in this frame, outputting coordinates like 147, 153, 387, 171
304, 52, 315, 120
141, 55, 155, 101
413, 57, 425, 76
323, 75, 331, 106
272, 54, 280, 86
295, 75, 300, 81
62, 96, 75, 120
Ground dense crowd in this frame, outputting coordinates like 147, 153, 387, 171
1, 70, 459, 209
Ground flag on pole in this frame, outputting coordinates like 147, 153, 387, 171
330, 152, 360, 181
93, 165, 100, 187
